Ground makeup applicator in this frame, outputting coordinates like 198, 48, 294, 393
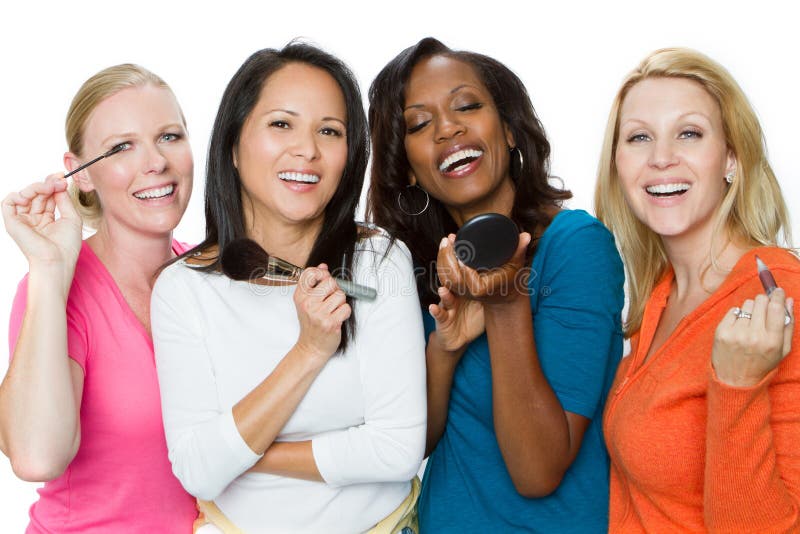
220, 238, 378, 301
64, 144, 127, 178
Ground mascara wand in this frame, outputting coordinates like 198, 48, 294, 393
64, 144, 127, 178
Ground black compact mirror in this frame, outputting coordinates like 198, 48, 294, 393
454, 213, 518, 270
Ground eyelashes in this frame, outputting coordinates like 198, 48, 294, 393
319, 126, 344, 137
108, 132, 183, 153
624, 129, 704, 143
407, 121, 428, 134
269, 120, 344, 137
405, 101, 483, 135
111, 141, 133, 152
456, 103, 482, 112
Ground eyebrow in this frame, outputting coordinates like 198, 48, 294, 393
404, 84, 480, 111
267, 108, 346, 126
620, 111, 713, 128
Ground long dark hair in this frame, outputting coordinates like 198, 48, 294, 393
366, 37, 571, 307
178, 42, 369, 350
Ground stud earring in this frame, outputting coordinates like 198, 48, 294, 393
724, 170, 735, 184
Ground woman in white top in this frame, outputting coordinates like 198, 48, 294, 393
151, 43, 426, 533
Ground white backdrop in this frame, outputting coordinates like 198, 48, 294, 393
1, 0, 798, 527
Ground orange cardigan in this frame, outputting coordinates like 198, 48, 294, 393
604, 247, 800, 533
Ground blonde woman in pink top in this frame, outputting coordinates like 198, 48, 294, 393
0, 64, 197, 533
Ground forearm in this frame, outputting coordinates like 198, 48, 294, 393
0, 269, 80, 479
425, 335, 462, 457
232, 345, 326, 455
704, 368, 800, 532
484, 295, 581, 497
247, 440, 322, 482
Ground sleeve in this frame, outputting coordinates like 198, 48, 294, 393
703, 271, 800, 532
311, 239, 427, 486
151, 266, 261, 501
533, 218, 625, 418
9, 274, 89, 371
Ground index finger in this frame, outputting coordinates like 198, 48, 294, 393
437, 236, 465, 293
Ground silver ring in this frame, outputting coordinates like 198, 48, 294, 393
732, 307, 752, 320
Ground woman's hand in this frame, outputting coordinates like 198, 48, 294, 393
1, 175, 82, 276
712, 288, 795, 387
293, 264, 352, 363
436, 232, 531, 305
429, 285, 484, 354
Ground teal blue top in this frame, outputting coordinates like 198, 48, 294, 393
418, 210, 624, 533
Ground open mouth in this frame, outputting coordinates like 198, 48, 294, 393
438, 149, 483, 173
133, 184, 175, 200
645, 183, 690, 198
278, 172, 320, 184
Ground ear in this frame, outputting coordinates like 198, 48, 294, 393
232, 145, 239, 170
503, 122, 516, 149
64, 152, 95, 192
408, 172, 417, 187
725, 149, 736, 176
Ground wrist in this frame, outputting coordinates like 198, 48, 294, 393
483, 291, 529, 318
428, 331, 466, 361
290, 341, 333, 370
27, 265, 75, 300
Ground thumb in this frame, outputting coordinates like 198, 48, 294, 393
53, 188, 82, 224
508, 232, 531, 267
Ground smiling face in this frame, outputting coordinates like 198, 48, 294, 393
403, 55, 515, 224
615, 77, 735, 246
234, 62, 347, 236
72, 84, 193, 238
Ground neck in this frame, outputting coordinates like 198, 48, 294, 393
446, 177, 516, 227
662, 226, 747, 303
245, 214, 322, 268
88, 222, 175, 290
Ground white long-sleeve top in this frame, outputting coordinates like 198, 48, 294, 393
151, 234, 427, 533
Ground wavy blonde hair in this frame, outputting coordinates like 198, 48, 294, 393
594, 48, 792, 336
65, 64, 180, 228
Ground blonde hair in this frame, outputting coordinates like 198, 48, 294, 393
65, 64, 179, 228
594, 47, 792, 336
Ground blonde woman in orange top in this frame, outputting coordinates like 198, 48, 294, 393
595, 48, 800, 533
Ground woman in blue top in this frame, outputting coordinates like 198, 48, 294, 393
367, 37, 624, 532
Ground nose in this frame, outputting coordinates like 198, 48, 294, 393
143, 142, 168, 174
292, 129, 321, 161
648, 138, 679, 170
434, 111, 465, 143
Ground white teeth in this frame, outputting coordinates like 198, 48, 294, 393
134, 184, 174, 199
278, 172, 320, 183
438, 149, 483, 172
646, 183, 690, 195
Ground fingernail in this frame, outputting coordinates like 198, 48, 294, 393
440, 237, 449, 249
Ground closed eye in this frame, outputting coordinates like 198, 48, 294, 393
456, 102, 482, 112
407, 121, 429, 134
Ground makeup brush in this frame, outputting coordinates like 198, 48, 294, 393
755, 255, 792, 326
221, 238, 378, 301
64, 144, 127, 179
